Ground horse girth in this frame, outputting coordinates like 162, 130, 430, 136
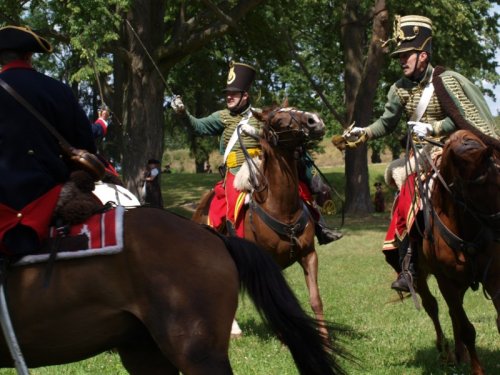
430, 210, 497, 291
249, 199, 311, 260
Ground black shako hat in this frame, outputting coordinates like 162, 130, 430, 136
223, 61, 256, 92
390, 15, 432, 57
0, 25, 53, 53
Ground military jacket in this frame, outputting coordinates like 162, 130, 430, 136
184, 106, 263, 172
0, 64, 96, 210
367, 64, 499, 140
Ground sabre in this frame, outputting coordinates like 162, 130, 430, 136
125, 19, 177, 103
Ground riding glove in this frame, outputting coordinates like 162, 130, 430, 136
170, 95, 185, 114
239, 123, 260, 137
408, 121, 433, 139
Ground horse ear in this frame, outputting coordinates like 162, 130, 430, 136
281, 97, 289, 108
252, 108, 264, 122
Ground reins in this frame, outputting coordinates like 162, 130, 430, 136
242, 107, 317, 255
412, 133, 500, 296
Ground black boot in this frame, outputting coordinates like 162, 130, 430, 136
390, 236, 417, 293
315, 222, 343, 245
3, 224, 39, 258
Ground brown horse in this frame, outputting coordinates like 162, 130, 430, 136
0, 207, 347, 374
417, 130, 499, 375
193, 105, 328, 331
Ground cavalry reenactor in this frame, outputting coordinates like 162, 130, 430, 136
336, 15, 499, 293
171, 61, 342, 244
0, 26, 96, 258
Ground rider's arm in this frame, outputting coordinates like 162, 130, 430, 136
180, 110, 225, 136
365, 84, 405, 140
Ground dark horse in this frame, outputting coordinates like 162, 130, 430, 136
0, 208, 346, 374
193, 104, 328, 333
416, 130, 499, 375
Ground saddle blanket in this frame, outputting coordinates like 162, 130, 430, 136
16, 205, 125, 266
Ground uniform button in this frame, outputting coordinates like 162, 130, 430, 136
17, 212, 23, 218
28, 149, 34, 155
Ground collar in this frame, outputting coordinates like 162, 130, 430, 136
229, 102, 251, 116
418, 63, 434, 87
0, 60, 34, 73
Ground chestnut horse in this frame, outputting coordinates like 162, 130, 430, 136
193, 105, 328, 331
417, 130, 499, 375
0, 207, 346, 374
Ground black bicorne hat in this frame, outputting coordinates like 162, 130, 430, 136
0, 25, 53, 53
223, 61, 256, 92
389, 15, 432, 57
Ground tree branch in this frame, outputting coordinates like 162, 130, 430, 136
284, 31, 346, 127
201, 0, 237, 28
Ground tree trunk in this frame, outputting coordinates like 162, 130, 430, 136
342, 0, 389, 214
121, 0, 167, 196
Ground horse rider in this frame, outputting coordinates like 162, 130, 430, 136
0, 25, 96, 259
338, 15, 500, 293
92, 105, 110, 140
171, 61, 342, 244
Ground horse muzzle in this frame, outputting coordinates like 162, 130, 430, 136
304, 113, 325, 140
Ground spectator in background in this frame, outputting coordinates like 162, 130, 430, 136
373, 182, 385, 212
142, 159, 163, 208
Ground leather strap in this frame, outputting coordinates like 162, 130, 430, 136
0, 77, 74, 153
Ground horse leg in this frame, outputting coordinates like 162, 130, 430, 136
436, 276, 484, 375
299, 251, 327, 337
117, 335, 179, 375
416, 273, 453, 364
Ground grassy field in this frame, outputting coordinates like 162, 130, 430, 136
2, 164, 498, 374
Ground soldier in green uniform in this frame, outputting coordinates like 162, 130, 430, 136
172, 61, 342, 243
340, 15, 499, 292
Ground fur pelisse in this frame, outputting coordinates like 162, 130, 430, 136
54, 171, 101, 224
433, 66, 500, 150
234, 157, 262, 192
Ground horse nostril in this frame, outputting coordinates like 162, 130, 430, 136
307, 117, 316, 125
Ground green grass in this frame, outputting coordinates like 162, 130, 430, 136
2, 166, 498, 374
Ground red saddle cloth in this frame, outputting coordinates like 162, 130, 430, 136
16, 206, 125, 266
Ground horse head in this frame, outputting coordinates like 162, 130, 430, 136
253, 104, 325, 148
441, 130, 498, 185
440, 129, 500, 225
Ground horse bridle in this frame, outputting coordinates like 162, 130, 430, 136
264, 108, 311, 147
413, 136, 500, 295
239, 107, 315, 258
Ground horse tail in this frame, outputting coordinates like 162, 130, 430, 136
223, 235, 350, 375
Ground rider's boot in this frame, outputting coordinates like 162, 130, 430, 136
2, 224, 39, 258
391, 235, 417, 292
314, 211, 343, 245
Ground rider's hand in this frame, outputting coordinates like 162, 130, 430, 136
343, 124, 368, 149
170, 95, 185, 114
239, 123, 259, 136
408, 121, 433, 139
332, 124, 369, 150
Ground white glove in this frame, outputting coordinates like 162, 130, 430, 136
239, 123, 259, 136
408, 121, 433, 138
343, 126, 366, 142
170, 95, 185, 114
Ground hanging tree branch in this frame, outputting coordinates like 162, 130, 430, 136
283, 30, 346, 127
